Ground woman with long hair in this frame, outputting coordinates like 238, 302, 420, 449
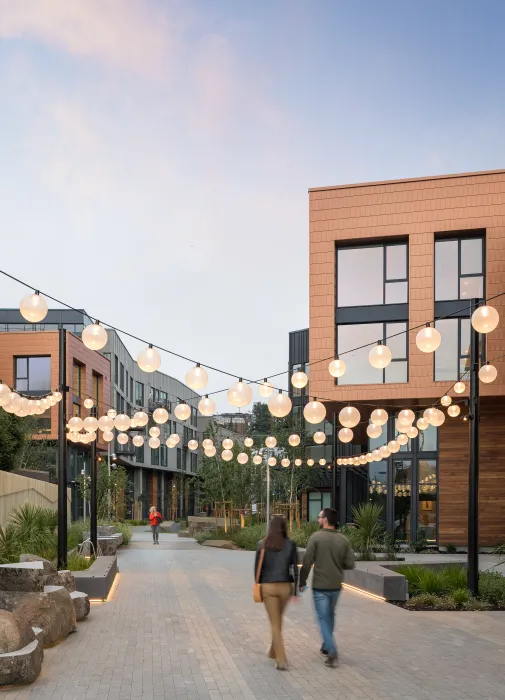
254, 516, 298, 670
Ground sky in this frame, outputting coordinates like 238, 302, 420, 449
0, 0, 504, 409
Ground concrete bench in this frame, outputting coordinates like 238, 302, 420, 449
344, 563, 407, 601
73, 557, 118, 601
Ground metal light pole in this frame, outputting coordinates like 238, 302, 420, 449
57, 328, 68, 570
331, 410, 337, 512
266, 462, 270, 525
90, 407, 98, 556
467, 298, 481, 597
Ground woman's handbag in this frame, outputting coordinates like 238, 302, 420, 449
253, 546, 265, 603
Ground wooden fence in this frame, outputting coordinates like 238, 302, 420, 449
0, 471, 71, 528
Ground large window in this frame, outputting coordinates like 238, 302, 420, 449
15, 356, 51, 394
418, 459, 437, 542
119, 363, 125, 391
394, 458, 412, 542
434, 318, 472, 381
135, 381, 144, 406
308, 492, 331, 521
337, 322, 407, 385
435, 236, 484, 301
337, 243, 408, 307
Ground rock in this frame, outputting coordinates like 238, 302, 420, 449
70, 591, 90, 621
0, 586, 76, 646
201, 540, 236, 550
0, 562, 50, 592
97, 538, 119, 556
83, 526, 117, 540
0, 639, 43, 685
159, 521, 180, 533
0, 610, 35, 654
177, 530, 191, 538
56, 570, 76, 593
19, 555, 56, 572
31, 627, 44, 646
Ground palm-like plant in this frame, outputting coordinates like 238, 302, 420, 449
351, 503, 384, 560
7, 504, 57, 560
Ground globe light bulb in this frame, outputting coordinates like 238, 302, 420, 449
174, 402, 191, 421
291, 371, 308, 389
28, 400, 39, 415
227, 380, 253, 408
423, 407, 437, 424
185, 364, 208, 391
117, 432, 129, 445
440, 395, 452, 407
83, 416, 99, 433
448, 405, 461, 418
20, 292, 48, 322
416, 324, 442, 353
303, 399, 326, 424
244, 437, 254, 448
294, 458, 302, 466
268, 391, 292, 418
416, 417, 429, 431
82, 323, 108, 351
198, 396, 215, 417
188, 440, 198, 451
338, 428, 353, 443
52, 391, 62, 403
366, 453, 373, 463
204, 446, 217, 457
133, 435, 144, 447
4, 392, 21, 414
281, 458, 290, 467
388, 440, 400, 453
339, 406, 360, 428
319, 458, 326, 466
307, 459, 314, 467
48, 395, 57, 407
369, 343, 392, 369
337, 458, 343, 465
253, 455, 263, 465
367, 423, 382, 439
454, 381, 465, 394
169, 433, 180, 446
398, 409, 415, 425
471, 305, 499, 334
359, 455, 367, 465
373, 449, 381, 461
379, 445, 391, 459
16, 398, 31, 417
149, 437, 160, 449
0, 385, 12, 407
137, 345, 161, 373
258, 380, 274, 398
88, 432, 97, 443
153, 407, 169, 424
406, 426, 418, 439
397, 433, 408, 446
149, 427, 160, 438
102, 430, 114, 442
430, 408, 446, 427
114, 414, 131, 432
222, 449, 233, 462
370, 408, 388, 426
328, 358, 346, 378
84, 398, 94, 409
352, 457, 360, 466
223, 438, 234, 450
267, 457, 277, 467
130, 416, 138, 428
313, 431, 326, 444
68, 416, 84, 433
265, 436, 277, 448
237, 452, 249, 465
479, 363, 498, 384
288, 434, 300, 447
134, 411, 149, 427
107, 409, 117, 419
202, 438, 214, 449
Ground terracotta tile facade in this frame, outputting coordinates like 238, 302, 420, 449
309, 169, 505, 402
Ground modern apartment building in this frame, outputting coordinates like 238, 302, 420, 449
0, 310, 201, 520
308, 169, 505, 546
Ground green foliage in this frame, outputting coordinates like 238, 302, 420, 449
351, 503, 384, 560
288, 521, 320, 548
396, 564, 466, 596
232, 523, 267, 550
381, 531, 401, 560
0, 504, 57, 562
445, 543, 458, 554
109, 521, 132, 545
129, 519, 148, 526
66, 552, 94, 571
250, 403, 273, 438
78, 459, 131, 520
67, 520, 88, 550
0, 410, 26, 472
463, 598, 492, 611
408, 531, 429, 553
451, 588, 470, 608
479, 571, 505, 607
405, 593, 439, 609
15, 417, 56, 476
337, 524, 361, 551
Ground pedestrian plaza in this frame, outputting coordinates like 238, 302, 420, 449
4, 529, 504, 700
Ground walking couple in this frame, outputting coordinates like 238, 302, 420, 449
254, 508, 354, 670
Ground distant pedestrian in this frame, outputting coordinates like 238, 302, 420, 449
149, 506, 163, 544
254, 516, 298, 670
299, 508, 355, 667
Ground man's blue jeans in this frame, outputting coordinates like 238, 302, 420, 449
313, 589, 341, 658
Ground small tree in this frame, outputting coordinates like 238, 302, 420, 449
0, 411, 25, 472
77, 459, 130, 521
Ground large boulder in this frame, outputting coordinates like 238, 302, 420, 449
0, 586, 76, 646
0, 562, 56, 592
70, 591, 90, 621
56, 570, 76, 593
0, 639, 43, 685
97, 538, 119, 556
19, 555, 55, 571
0, 610, 35, 654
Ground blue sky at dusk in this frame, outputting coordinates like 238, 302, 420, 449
0, 0, 504, 406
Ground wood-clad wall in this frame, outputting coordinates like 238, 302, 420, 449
439, 398, 505, 546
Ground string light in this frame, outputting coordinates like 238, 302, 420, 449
267, 457, 277, 467
185, 364, 208, 391
258, 380, 274, 398
294, 458, 302, 466
448, 405, 460, 417
416, 323, 441, 353
153, 407, 168, 424
370, 408, 388, 426
82, 322, 108, 351
19, 292, 48, 323
134, 411, 149, 427
117, 432, 129, 445
149, 427, 160, 438
83, 416, 98, 433
454, 381, 465, 394
366, 423, 382, 439
205, 446, 217, 457
339, 406, 360, 428
202, 438, 213, 449
338, 428, 353, 443
188, 440, 198, 451
313, 431, 326, 444
237, 453, 249, 465
291, 371, 308, 389
471, 305, 499, 334
149, 437, 160, 449
288, 434, 300, 447
222, 438, 234, 450
253, 455, 263, 465
227, 379, 253, 408
440, 395, 452, 407
137, 345, 161, 373
307, 458, 314, 467
304, 399, 326, 424
265, 436, 277, 448
174, 402, 191, 421
244, 437, 254, 447
416, 417, 429, 431
328, 358, 346, 378
133, 435, 144, 447
281, 458, 290, 467
222, 449, 233, 462
369, 342, 392, 369
198, 396, 215, 416
114, 414, 131, 431
479, 363, 497, 383
84, 398, 94, 409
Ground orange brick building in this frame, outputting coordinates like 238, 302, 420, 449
308, 169, 505, 546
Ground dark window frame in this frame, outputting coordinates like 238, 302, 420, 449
434, 233, 485, 303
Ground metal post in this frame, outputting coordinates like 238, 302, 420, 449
57, 328, 68, 570
107, 441, 111, 520
331, 410, 338, 512
266, 463, 270, 525
179, 461, 184, 519
90, 407, 98, 555
468, 298, 480, 597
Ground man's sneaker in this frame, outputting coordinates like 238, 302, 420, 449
320, 647, 328, 656
325, 655, 339, 668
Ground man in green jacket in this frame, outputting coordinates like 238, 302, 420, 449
299, 507, 355, 667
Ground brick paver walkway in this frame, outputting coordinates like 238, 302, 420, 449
4, 528, 505, 700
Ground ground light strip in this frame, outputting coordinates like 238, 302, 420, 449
89, 572, 120, 603
342, 583, 386, 602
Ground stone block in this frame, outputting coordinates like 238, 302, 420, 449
31, 627, 44, 646
0, 639, 43, 685
0, 586, 76, 645
19, 555, 55, 572
56, 570, 76, 593
73, 556, 118, 601
0, 562, 56, 593
0, 610, 35, 654
70, 591, 90, 621
344, 562, 408, 601
159, 521, 180, 533
97, 538, 119, 556
201, 540, 237, 550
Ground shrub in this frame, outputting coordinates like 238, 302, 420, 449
8, 504, 57, 560
445, 543, 458, 554
287, 521, 319, 548
110, 521, 132, 545
406, 593, 438, 609
463, 598, 493, 611
350, 503, 384, 560
451, 588, 470, 608
338, 524, 361, 551
67, 520, 88, 550
66, 552, 94, 571
439, 565, 467, 592
129, 520, 148, 526
231, 523, 266, 551
381, 531, 400, 560
195, 529, 226, 543
408, 531, 429, 553
479, 571, 505, 607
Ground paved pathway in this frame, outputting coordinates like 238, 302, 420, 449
4, 529, 505, 700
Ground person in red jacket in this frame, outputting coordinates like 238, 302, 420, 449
149, 506, 163, 544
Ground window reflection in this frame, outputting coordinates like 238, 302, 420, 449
338, 247, 383, 307
435, 319, 458, 380
419, 424, 437, 452
461, 238, 483, 275
338, 323, 382, 385
369, 460, 387, 520
418, 459, 437, 542
386, 245, 407, 280
435, 237, 484, 301
394, 459, 412, 542
385, 281, 408, 304
460, 276, 483, 299
435, 240, 458, 301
